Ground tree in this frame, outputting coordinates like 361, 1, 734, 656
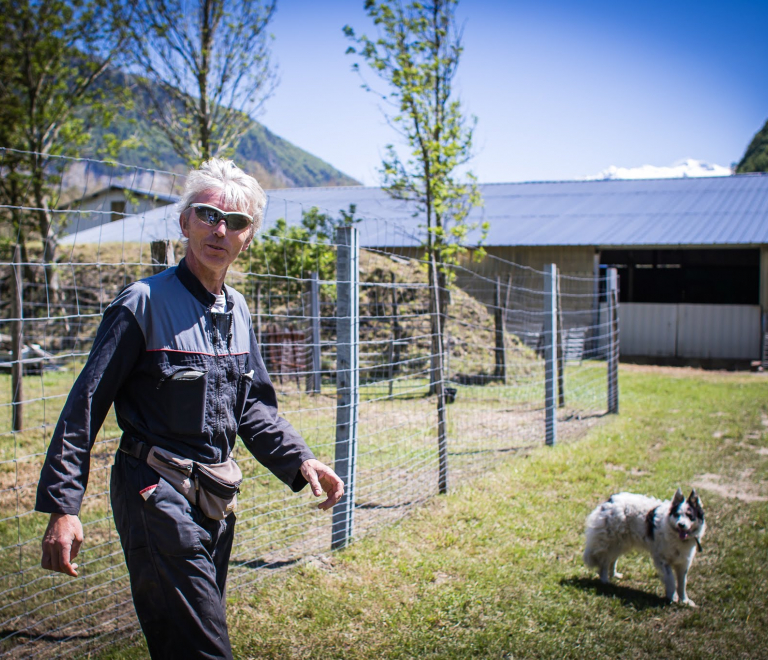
127, 0, 278, 166
736, 118, 768, 173
247, 204, 360, 301
344, 0, 485, 400
0, 0, 128, 262
0, 0, 127, 431
0, 55, 28, 256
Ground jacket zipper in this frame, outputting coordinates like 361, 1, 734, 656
211, 309, 222, 438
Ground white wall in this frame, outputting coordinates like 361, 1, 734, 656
59, 191, 172, 236
620, 303, 677, 357
620, 303, 761, 360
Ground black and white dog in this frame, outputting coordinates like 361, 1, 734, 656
583, 488, 706, 606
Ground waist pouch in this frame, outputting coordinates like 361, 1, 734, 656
144, 445, 243, 520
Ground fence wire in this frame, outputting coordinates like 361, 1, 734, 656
0, 153, 616, 658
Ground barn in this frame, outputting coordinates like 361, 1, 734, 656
60, 173, 768, 366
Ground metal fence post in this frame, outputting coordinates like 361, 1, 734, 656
588, 252, 601, 356
544, 263, 558, 446
607, 267, 620, 414
308, 271, 321, 394
11, 245, 23, 431
430, 255, 449, 495
331, 227, 359, 550
556, 272, 565, 407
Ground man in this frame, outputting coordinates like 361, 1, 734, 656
36, 159, 344, 659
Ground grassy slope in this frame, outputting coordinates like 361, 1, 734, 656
102, 366, 768, 660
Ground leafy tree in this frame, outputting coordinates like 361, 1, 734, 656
0, 56, 28, 256
0, 0, 127, 430
247, 204, 360, 303
0, 0, 128, 262
344, 0, 485, 394
736, 119, 768, 173
126, 0, 278, 166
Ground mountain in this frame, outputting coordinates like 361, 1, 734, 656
736, 119, 768, 173
584, 158, 731, 180
74, 71, 359, 191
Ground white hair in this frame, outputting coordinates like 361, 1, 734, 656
177, 158, 267, 233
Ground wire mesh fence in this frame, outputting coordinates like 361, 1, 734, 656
0, 152, 618, 658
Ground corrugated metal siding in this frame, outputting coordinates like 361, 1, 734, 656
621, 303, 761, 359
677, 304, 761, 359
620, 304, 677, 356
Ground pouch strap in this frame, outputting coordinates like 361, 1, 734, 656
119, 435, 151, 462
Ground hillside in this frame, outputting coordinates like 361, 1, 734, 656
75, 70, 359, 190
736, 118, 768, 173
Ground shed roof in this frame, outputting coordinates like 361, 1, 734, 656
59, 174, 768, 248
61, 183, 179, 209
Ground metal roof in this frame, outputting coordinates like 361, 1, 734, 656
59, 174, 768, 248
60, 183, 179, 209
58, 202, 182, 245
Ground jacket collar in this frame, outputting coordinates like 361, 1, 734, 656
176, 257, 234, 311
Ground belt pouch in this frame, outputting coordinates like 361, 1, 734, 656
145, 446, 242, 520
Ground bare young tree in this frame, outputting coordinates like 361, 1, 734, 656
345, 0, 485, 401
128, 0, 278, 166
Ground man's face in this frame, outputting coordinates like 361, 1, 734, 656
180, 188, 253, 284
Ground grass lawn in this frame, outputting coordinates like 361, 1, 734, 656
103, 364, 768, 659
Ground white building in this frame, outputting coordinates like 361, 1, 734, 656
58, 183, 179, 236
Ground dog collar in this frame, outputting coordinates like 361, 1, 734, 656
695, 538, 703, 553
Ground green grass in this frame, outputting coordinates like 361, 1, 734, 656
22, 365, 768, 659
209, 365, 767, 660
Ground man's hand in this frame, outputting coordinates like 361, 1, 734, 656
300, 459, 344, 511
41, 513, 84, 577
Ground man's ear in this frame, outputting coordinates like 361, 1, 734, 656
179, 210, 190, 238
241, 228, 254, 252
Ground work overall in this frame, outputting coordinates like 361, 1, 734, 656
37, 259, 314, 659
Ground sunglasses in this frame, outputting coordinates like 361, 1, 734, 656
189, 203, 253, 231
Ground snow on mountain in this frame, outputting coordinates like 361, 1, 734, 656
584, 158, 732, 180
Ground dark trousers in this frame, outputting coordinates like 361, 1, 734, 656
111, 452, 236, 660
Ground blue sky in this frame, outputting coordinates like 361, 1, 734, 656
258, 0, 768, 185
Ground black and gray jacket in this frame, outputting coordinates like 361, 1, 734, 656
36, 258, 314, 515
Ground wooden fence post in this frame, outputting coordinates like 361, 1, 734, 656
150, 239, 175, 275
494, 275, 507, 383
588, 252, 601, 356
253, 281, 262, 347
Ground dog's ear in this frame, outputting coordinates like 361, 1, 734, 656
688, 489, 704, 519
672, 488, 685, 506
